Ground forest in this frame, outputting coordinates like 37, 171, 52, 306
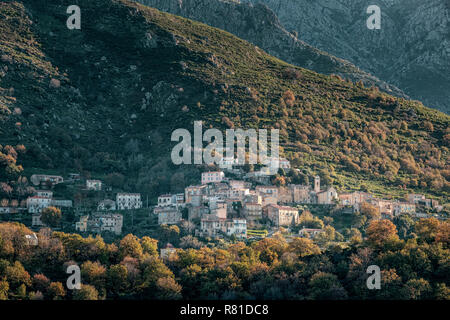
0, 217, 448, 300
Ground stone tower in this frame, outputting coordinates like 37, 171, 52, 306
314, 175, 320, 193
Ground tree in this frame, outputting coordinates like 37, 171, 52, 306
141, 236, 158, 256
288, 238, 321, 257
404, 278, 432, 300
282, 90, 295, 107
0, 280, 8, 300
155, 277, 182, 300
179, 235, 203, 249
47, 282, 65, 300
393, 214, 415, 239
5, 261, 31, 289
159, 225, 180, 246
81, 261, 106, 292
41, 207, 62, 228
106, 264, 128, 296
73, 284, 99, 300
435, 283, 450, 300
32, 274, 50, 294
104, 173, 125, 188
366, 219, 399, 247
119, 234, 143, 259
360, 202, 381, 220
435, 221, 450, 244
415, 218, 440, 243
308, 272, 347, 300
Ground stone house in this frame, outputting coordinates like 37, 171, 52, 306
116, 193, 142, 210
266, 204, 299, 227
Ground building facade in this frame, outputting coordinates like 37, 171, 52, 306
201, 171, 225, 185
158, 207, 182, 225
116, 193, 142, 210
86, 180, 102, 191
27, 196, 52, 214
266, 204, 299, 227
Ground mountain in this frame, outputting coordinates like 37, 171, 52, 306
242, 0, 450, 114
137, 0, 406, 98
0, 0, 448, 201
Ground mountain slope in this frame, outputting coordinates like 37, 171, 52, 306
137, 0, 406, 98
0, 0, 449, 201
243, 0, 450, 114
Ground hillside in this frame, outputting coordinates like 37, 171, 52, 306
137, 0, 406, 98
0, 0, 449, 202
243, 0, 450, 114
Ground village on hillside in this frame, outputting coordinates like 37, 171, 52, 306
0, 157, 446, 252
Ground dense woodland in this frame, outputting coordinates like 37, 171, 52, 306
0, 217, 449, 300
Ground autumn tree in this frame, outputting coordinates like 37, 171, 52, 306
119, 234, 143, 260
288, 238, 321, 258
360, 202, 381, 221
73, 284, 99, 300
81, 261, 106, 293
0, 280, 8, 300
366, 219, 399, 247
155, 277, 182, 300
47, 282, 65, 300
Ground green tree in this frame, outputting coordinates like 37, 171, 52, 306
308, 272, 347, 300
141, 236, 158, 256
5, 261, 31, 289
47, 282, 65, 300
155, 277, 182, 300
106, 264, 128, 296
288, 238, 321, 258
81, 261, 106, 293
0, 280, 9, 300
73, 284, 99, 300
119, 234, 143, 259
41, 207, 62, 228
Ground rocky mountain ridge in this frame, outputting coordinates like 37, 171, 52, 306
242, 0, 450, 113
137, 0, 407, 97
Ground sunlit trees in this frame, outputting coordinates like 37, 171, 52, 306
404, 278, 432, 300
141, 236, 158, 256
155, 277, 182, 300
366, 219, 399, 247
0, 280, 8, 300
435, 221, 450, 244
47, 282, 65, 300
73, 284, 99, 300
5, 261, 31, 290
119, 234, 143, 260
288, 238, 321, 258
415, 218, 440, 243
81, 261, 106, 294
0, 217, 447, 300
